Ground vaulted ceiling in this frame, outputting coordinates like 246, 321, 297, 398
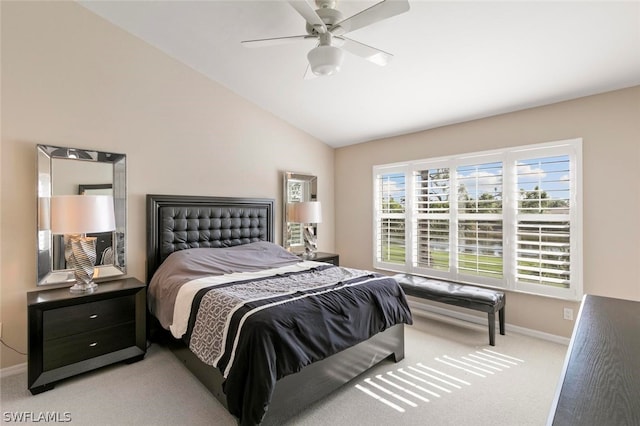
79, 1, 640, 147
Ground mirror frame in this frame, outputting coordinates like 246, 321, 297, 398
282, 171, 317, 253
37, 144, 127, 286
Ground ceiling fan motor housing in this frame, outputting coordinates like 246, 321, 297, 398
306, 7, 344, 35
315, 0, 337, 9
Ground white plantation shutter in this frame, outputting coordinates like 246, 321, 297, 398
413, 166, 450, 273
373, 139, 582, 300
457, 219, 503, 279
416, 219, 449, 270
516, 221, 570, 287
515, 155, 573, 292
456, 161, 503, 283
374, 170, 406, 267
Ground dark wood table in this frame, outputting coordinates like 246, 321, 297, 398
548, 295, 640, 425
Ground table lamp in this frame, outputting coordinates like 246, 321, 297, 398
50, 195, 116, 293
288, 201, 322, 259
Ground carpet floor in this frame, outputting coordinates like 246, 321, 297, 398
1, 315, 567, 425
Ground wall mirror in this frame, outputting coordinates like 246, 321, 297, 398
37, 144, 126, 286
282, 172, 317, 253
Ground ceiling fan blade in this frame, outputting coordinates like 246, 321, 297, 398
331, 0, 410, 36
288, 0, 327, 34
340, 37, 393, 66
241, 35, 314, 48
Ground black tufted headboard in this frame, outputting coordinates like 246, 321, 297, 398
146, 194, 274, 283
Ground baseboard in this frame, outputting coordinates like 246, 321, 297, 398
409, 300, 570, 346
0, 362, 27, 378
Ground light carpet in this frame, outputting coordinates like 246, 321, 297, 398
1, 315, 567, 425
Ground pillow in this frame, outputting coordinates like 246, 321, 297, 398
153, 241, 300, 282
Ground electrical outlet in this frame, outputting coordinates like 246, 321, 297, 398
563, 308, 574, 321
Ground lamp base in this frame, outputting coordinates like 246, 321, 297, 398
69, 281, 98, 293
303, 225, 318, 259
300, 251, 317, 260
64, 234, 98, 293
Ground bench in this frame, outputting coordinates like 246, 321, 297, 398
394, 274, 506, 346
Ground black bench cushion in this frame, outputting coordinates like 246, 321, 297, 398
394, 274, 505, 314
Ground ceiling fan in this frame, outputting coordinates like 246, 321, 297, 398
241, 0, 410, 78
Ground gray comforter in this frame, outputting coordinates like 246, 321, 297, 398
148, 241, 301, 330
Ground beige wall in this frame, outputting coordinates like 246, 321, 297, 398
0, 2, 334, 368
335, 86, 640, 338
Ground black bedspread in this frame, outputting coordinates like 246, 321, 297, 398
184, 265, 412, 425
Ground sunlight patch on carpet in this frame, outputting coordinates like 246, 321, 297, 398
354, 349, 525, 413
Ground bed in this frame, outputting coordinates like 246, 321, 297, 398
146, 194, 412, 425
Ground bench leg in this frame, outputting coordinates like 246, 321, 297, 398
488, 312, 496, 346
499, 306, 505, 336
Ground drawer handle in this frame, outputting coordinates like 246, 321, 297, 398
89, 314, 98, 319
89, 342, 98, 347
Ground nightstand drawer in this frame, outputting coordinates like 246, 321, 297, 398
43, 295, 135, 340
43, 322, 136, 371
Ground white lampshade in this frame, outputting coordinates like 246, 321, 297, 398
307, 45, 344, 76
288, 201, 322, 224
51, 195, 116, 234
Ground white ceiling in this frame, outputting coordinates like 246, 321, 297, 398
79, 1, 640, 148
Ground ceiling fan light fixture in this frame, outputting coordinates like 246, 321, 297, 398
307, 45, 344, 76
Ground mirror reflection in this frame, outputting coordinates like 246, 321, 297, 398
282, 172, 317, 253
37, 145, 127, 286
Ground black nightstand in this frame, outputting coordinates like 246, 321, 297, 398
27, 277, 146, 395
310, 252, 339, 266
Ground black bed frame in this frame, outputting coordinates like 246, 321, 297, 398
146, 194, 405, 424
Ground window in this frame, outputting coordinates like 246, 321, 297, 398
375, 169, 406, 265
373, 139, 582, 300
